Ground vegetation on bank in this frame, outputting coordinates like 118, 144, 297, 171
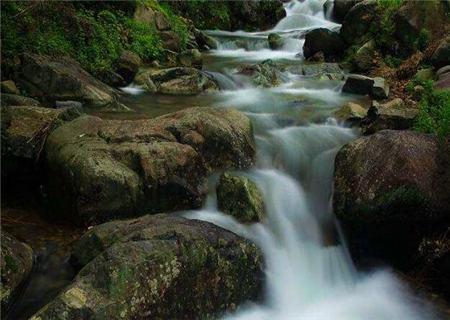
0, 1, 188, 78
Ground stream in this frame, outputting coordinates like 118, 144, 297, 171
7, 1, 441, 319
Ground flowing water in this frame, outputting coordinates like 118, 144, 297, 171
8, 1, 441, 319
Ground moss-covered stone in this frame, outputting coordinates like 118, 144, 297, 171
1, 232, 34, 314
44, 107, 255, 225
31, 214, 263, 320
216, 173, 265, 223
236, 60, 282, 88
333, 102, 367, 124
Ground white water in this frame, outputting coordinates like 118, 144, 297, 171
185, 1, 439, 319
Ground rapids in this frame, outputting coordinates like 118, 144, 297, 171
179, 1, 440, 319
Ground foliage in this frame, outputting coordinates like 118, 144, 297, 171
372, 0, 403, 52
409, 76, 450, 138
0, 1, 173, 77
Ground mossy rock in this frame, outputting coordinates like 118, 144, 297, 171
236, 60, 282, 88
340, 0, 378, 45
31, 214, 263, 320
217, 173, 265, 223
44, 107, 255, 225
1, 232, 33, 315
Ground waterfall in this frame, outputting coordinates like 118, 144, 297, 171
184, 1, 440, 319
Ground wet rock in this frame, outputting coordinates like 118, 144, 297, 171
236, 60, 282, 88
333, 102, 367, 124
342, 74, 374, 95
303, 28, 344, 61
1, 80, 19, 95
55, 101, 83, 110
193, 29, 217, 50
300, 63, 343, 76
117, 51, 142, 85
1, 232, 33, 314
216, 173, 264, 223
1, 106, 82, 186
361, 98, 418, 134
432, 36, 450, 69
340, 0, 378, 44
96, 68, 126, 88
177, 49, 203, 68
268, 33, 284, 50
0, 93, 41, 107
352, 40, 378, 73
334, 130, 450, 267
395, 1, 448, 54
17, 54, 117, 108
148, 67, 218, 95
44, 107, 255, 225
371, 77, 389, 100
32, 214, 263, 320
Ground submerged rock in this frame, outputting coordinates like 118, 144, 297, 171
334, 130, 450, 267
216, 173, 264, 223
32, 214, 263, 320
17, 54, 118, 108
268, 33, 284, 50
44, 107, 255, 225
1, 232, 34, 314
236, 60, 282, 88
361, 98, 418, 134
303, 28, 344, 61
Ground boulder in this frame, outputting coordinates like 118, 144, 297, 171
117, 51, 142, 85
414, 68, 434, 81
147, 67, 218, 95
303, 28, 344, 61
160, 30, 182, 52
334, 130, 450, 267
332, 0, 363, 23
333, 102, 367, 124
395, 1, 448, 53
236, 60, 282, 88
55, 101, 83, 110
31, 214, 263, 320
193, 29, 217, 50
342, 74, 374, 95
352, 40, 378, 72
1, 106, 82, 186
0, 93, 41, 107
17, 54, 117, 108
436, 65, 450, 78
1, 232, 33, 314
44, 107, 255, 225
371, 77, 389, 100
1, 80, 19, 95
299, 63, 343, 76
177, 49, 203, 68
216, 173, 264, 223
432, 36, 450, 69
268, 33, 284, 50
340, 0, 378, 45
96, 68, 126, 88
435, 71, 450, 91
361, 98, 418, 134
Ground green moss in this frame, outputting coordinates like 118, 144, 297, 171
4, 254, 18, 273
1, 1, 165, 77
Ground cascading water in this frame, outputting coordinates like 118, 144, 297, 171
182, 1, 440, 319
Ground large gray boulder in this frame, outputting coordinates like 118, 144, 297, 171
17, 54, 118, 108
44, 107, 255, 225
31, 214, 263, 320
431, 36, 450, 69
334, 130, 450, 266
1, 232, 33, 314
